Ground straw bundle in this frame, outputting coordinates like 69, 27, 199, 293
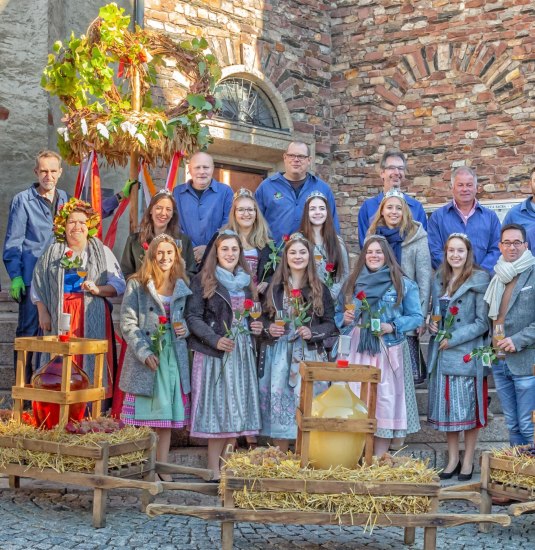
222, 447, 438, 525
0, 420, 152, 473
490, 446, 535, 494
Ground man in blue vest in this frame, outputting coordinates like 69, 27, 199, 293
255, 142, 339, 243
174, 151, 234, 264
357, 150, 427, 246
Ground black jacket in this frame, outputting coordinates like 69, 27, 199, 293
185, 273, 255, 358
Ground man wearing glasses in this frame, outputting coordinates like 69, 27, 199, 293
357, 150, 427, 246
255, 142, 340, 243
484, 223, 535, 446
427, 166, 501, 273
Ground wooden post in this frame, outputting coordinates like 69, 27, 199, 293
59, 353, 73, 427
479, 451, 492, 533
221, 484, 235, 550
93, 442, 109, 528
93, 351, 104, 419
12, 349, 26, 424
129, 68, 141, 233
423, 494, 439, 550
141, 431, 158, 512
404, 527, 415, 545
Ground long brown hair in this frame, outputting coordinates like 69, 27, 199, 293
439, 234, 479, 294
226, 191, 271, 249
368, 195, 417, 239
132, 234, 188, 289
199, 233, 258, 300
343, 235, 404, 306
299, 194, 344, 281
266, 235, 325, 316
139, 191, 180, 244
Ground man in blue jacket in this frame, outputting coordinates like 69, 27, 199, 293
173, 151, 233, 263
427, 166, 501, 273
503, 167, 535, 232
3, 150, 132, 382
357, 150, 427, 246
255, 142, 339, 243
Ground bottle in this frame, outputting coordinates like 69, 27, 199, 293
308, 335, 368, 469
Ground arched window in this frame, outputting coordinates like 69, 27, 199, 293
215, 77, 282, 130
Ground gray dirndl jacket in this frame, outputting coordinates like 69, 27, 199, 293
119, 278, 192, 397
427, 269, 490, 422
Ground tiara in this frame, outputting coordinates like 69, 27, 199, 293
152, 232, 173, 243
233, 188, 254, 200
307, 191, 327, 201
384, 188, 405, 201
219, 228, 239, 237
449, 232, 470, 240
288, 232, 308, 243
154, 188, 173, 197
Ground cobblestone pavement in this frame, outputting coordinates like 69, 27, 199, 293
0, 475, 533, 549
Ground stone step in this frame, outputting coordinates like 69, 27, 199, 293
406, 414, 509, 443
415, 387, 503, 415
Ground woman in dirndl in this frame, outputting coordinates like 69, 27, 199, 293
335, 235, 423, 456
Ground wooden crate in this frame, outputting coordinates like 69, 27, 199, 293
0, 431, 159, 527
296, 361, 379, 467
13, 336, 107, 425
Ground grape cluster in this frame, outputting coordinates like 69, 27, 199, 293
65, 417, 125, 434
519, 444, 535, 457
248, 446, 288, 466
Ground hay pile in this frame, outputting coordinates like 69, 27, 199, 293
0, 419, 152, 474
222, 447, 439, 524
490, 446, 535, 495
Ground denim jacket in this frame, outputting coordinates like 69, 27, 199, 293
335, 276, 423, 347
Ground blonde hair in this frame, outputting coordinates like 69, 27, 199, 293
225, 193, 271, 249
132, 234, 188, 289
368, 195, 417, 239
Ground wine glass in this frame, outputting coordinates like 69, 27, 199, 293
345, 301, 356, 312
250, 302, 262, 320
77, 266, 88, 281
175, 239, 182, 254
431, 305, 441, 326
274, 310, 286, 327
494, 324, 506, 359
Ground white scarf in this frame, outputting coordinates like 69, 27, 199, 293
484, 249, 535, 320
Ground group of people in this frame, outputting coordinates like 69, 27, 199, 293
3, 145, 535, 483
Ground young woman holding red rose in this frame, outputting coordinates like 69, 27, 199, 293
259, 232, 337, 451
427, 234, 490, 480
335, 235, 423, 457
185, 231, 262, 480
119, 234, 191, 478
121, 190, 196, 280
299, 192, 349, 301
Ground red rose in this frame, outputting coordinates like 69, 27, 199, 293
290, 289, 302, 298
243, 298, 254, 310
325, 263, 335, 273
158, 316, 168, 324
356, 290, 366, 301
65, 250, 73, 258
463, 353, 472, 363
142, 242, 149, 251
449, 306, 459, 315
282, 234, 290, 242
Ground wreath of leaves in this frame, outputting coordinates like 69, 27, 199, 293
41, 3, 221, 166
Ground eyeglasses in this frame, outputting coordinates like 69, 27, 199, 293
285, 154, 309, 161
500, 240, 525, 248
236, 208, 255, 214
384, 165, 405, 172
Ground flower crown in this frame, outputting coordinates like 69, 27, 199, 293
307, 191, 327, 201
233, 188, 254, 200
384, 188, 405, 201
53, 197, 100, 242
287, 232, 309, 244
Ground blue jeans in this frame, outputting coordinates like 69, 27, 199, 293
493, 360, 535, 446
14, 287, 39, 384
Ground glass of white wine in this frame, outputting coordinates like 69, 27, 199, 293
274, 310, 286, 327
494, 323, 506, 359
250, 302, 262, 320
431, 305, 442, 325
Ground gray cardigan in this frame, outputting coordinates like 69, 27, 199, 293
401, 222, 431, 336
499, 265, 535, 376
427, 269, 491, 378
119, 278, 192, 397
